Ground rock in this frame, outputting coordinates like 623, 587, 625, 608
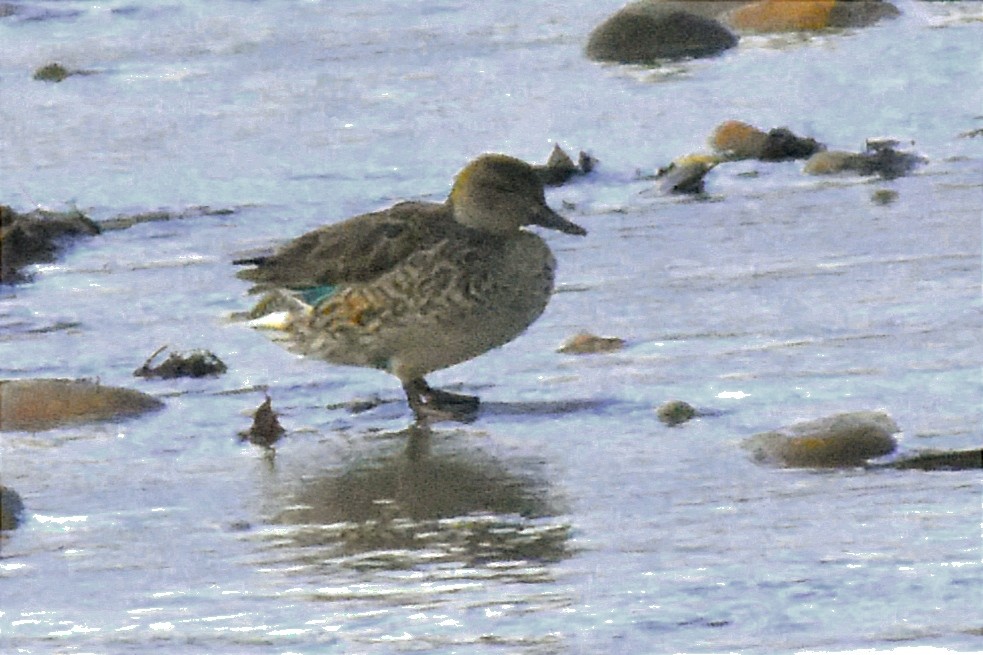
711, 120, 770, 159
1, 485, 25, 531
855, 139, 926, 179
1, 205, 101, 283
826, 0, 899, 29
803, 150, 863, 175
885, 449, 982, 472
870, 188, 898, 205
723, 0, 898, 33
710, 120, 824, 161
657, 400, 697, 426
804, 140, 924, 179
743, 411, 899, 468
757, 127, 825, 161
533, 144, 595, 186
0, 378, 164, 432
586, 3, 738, 64
557, 331, 626, 354
99, 205, 235, 231
655, 153, 721, 194
239, 395, 285, 449
133, 346, 227, 379
1, 3, 20, 18
33, 62, 72, 82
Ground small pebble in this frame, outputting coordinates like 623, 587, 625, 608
870, 189, 898, 205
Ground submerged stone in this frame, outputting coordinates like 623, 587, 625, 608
804, 140, 924, 179
657, 400, 697, 426
870, 188, 899, 205
884, 449, 982, 472
99, 205, 235, 231
557, 331, 626, 355
1, 485, 25, 531
743, 410, 899, 468
33, 62, 72, 82
803, 150, 863, 175
0, 378, 164, 432
586, 4, 738, 64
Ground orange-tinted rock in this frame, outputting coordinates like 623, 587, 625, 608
724, 0, 898, 33
711, 120, 769, 159
726, 0, 837, 32
711, 120, 824, 161
0, 378, 164, 432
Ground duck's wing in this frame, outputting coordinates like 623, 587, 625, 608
235, 201, 456, 291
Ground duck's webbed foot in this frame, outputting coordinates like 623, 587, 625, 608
403, 378, 479, 423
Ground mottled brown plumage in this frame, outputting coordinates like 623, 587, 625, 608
237, 154, 586, 422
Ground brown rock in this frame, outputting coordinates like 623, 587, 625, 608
711, 120, 769, 160
240, 395, 285, 449
710, 120, 824, 161
803, 150, 863, 175
0, 378, 164, 432
558, 332, 626, 354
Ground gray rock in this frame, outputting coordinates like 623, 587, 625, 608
743, 411, 899, 468
586, 3, 738, 64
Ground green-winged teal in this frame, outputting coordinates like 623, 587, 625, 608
236, 153, 586, 421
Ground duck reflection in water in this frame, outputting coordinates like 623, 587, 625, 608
259, 424, 571, 573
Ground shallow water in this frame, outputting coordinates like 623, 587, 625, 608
1, 0, 981, 653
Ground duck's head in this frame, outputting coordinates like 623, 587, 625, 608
449, 153, 587, 237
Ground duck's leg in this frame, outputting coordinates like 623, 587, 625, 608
402, 378, 479, 423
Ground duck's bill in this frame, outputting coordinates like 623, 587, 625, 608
533, 206, 587, 236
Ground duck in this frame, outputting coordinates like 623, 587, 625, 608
235, 153, 587, 422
